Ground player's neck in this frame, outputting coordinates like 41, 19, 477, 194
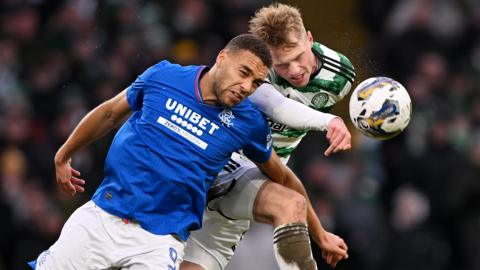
309, 51, 320, 80
198, 69, 217, 105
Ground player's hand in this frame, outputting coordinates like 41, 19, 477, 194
323, 253, 345, 268
55, 157, 85, 196
324, 117, 351, 156
318, 232, 348, 267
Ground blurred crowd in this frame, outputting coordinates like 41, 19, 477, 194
0, 0, 479, 270
292, 1, 480, 270
0, 0, 269, 268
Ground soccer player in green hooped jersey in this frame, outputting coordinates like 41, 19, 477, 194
181, 3, 354, 270
258, 11, 355, 163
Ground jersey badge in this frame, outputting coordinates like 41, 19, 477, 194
218, 109, 235, 127
311, 92, 329, 108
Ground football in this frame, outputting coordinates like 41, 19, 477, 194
349, 77, 412, 140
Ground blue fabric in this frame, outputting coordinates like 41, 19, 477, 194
92, 60, 272, 241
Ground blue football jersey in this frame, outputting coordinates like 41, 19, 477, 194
92, 60, 272, 241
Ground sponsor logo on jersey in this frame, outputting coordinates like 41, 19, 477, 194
165, 98, 220, 135
218, 109, 235, 127
311, 92, 329, 108
159, 98, 221, 150
268, 119, 287, 132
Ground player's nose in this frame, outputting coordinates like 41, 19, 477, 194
288, 62, 301, 76
240, 80, 253, 94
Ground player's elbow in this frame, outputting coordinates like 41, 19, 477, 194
101, 99, 130, 127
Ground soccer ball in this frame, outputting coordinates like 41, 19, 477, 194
349, 77, 412, 140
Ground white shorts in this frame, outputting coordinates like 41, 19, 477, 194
34, 201, 185, 270
184, 153, 269, 270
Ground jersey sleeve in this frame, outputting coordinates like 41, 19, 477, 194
314, 42, 356, 103
249, 83, 337, 131
242, 115, 273, 163
126, 63, 161, 111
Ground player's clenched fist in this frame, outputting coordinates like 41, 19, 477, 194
324, 117, 352, 156
54, 156, 85, 196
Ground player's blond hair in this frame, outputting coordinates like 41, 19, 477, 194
249, 3, 306, 48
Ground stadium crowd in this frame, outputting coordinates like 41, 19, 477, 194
0, 0, 479, 270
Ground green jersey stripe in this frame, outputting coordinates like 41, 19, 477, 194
276, 129, 308, 138
299, 77, 344, 95
274, 146, 296, 158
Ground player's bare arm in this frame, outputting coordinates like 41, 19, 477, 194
54, 89, 131, 196
278, 166, 349, 267
282, 166, 348, 259
256, 152, 349, 266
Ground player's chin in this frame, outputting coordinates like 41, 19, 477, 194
288, 77, 309, 88
222, 95, 241, 107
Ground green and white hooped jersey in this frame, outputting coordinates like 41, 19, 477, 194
267, 42, 356, 163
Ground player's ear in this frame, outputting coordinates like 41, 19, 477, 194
216, 49, 228, 67
306, 31, 313, 44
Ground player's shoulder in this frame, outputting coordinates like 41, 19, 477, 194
312, 42, 355, 82
139, 60, 203, 89
310, 41, 356, 101
232, 98, 266, 124
234, 98, 262, 114
313, 42, 354, 69
150, 60, 200, 75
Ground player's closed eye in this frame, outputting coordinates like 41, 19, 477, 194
295, 52, 304, 61
240, 70, 248, 77
275, 63, 289, 70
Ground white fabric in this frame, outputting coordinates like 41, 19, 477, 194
249, 83, 337, 131
185, 155, 269, 270
35, 201, 185, 270
209, 158, 266, 220
183, 238, 224, 270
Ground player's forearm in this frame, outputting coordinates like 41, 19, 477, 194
249, 83, 336, 131
55, 99, 129, 163
282, 167, 328, 242
306, 199, 328, 246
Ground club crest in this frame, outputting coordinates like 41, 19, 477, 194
218, 109, 235, 127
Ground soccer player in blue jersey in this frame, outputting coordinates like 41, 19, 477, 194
181, 3, 354, 270
27, 34, 295, 269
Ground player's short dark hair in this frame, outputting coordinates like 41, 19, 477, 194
225, 34, 272, 68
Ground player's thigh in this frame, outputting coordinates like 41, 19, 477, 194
36, 201, 111, 270
213, 167, 269, 220
252, 180, 305, 224
180, 260, 208, 270
183, 209, 250, 270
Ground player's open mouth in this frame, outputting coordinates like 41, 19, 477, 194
291, 73, 305, 83
230, 91, 242, 102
